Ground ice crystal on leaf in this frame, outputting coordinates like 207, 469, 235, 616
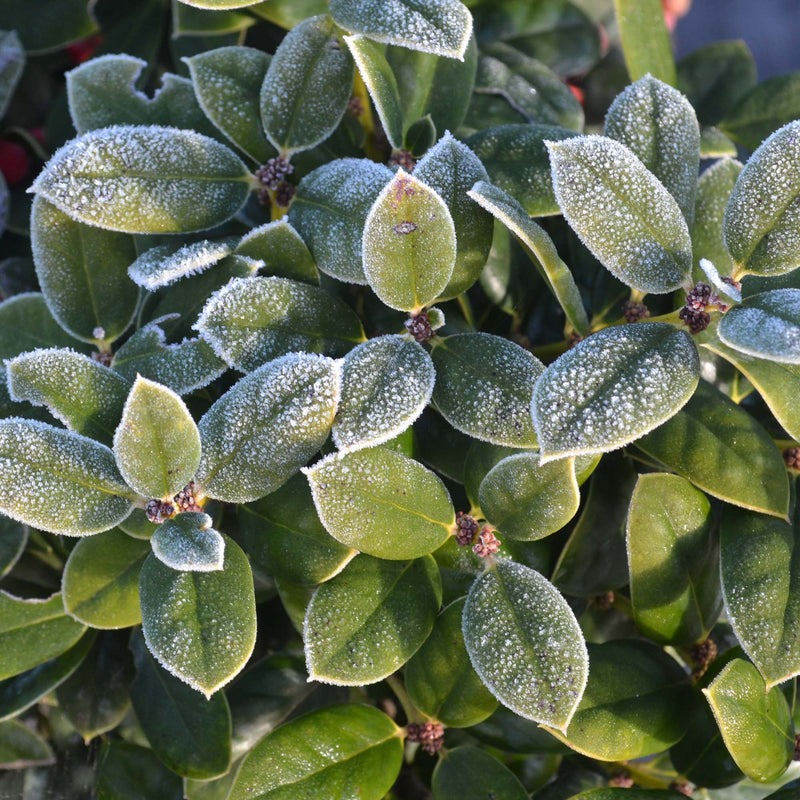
150, 512, 225, 572
128, 239, 237, 291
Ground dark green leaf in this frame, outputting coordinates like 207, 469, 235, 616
249, 0, 330, 28
173, 3, 256, 35
0, 31, 24, 119
0, 0, 97, 53
0, 719, 54, 769
235, 219, 318, 284
431, 746, 528, 800
613, 0, 676, 85
0, 515, 26, 578
0, 293, 80, 361
96, 741, 182, 800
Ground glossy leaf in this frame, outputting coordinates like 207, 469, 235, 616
614, 0, 676, 85
177, 0, 264, 8
0, 516, 26, 578
431, 746, 528, 800
531, 323, 700, 462
30, 125, 253, 234
173, 3, 256, 35
96, 741, 182, 800
128, 238, 237, 291
568, 792, 687, 800
151, 512, 225, 572
0, 0, 96, 54
0, 31, 24, 119
0, 294, 81, 361
548, 135, 693, 293
304, 555, 442, 685
235, 219, 318, 284
196, 353, 339, 503
0, 720, 54, 769
462, 560, 588, 732
305, 447, 454, 560
139, 536, 256, 697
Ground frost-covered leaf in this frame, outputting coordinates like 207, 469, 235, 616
531, 323, 700, 462
0, 419, 133, 536
627, 473, 720, 645
0, 1, 96, 54
718, 289, 800, 364
31, 197, 139, 345
139, 535, 256, 697
614, 0, 676, 85
288, 158, 393, 284
196, 353, 339, 503
196, 276, 365, 372
462, 560, 587, 732
0, 720, 54, 769
604, 75, 700, 227
547, 135, 693, 294
431, 747, 528, 800
6, 348, 130, 446
114, 376, 201, 499
235, 219, 318, 284
0, 294, 80, 360
698, 257, 741, 304
331, 0, 472, 60
0, 31, 24, 120
304, 554, 441, 685
62, 529, 149, 629
128, 238, 237, 291
178, 0, 263, 7
724, 121, 800, 278
228, 704, 402, 800
468, 181, 589, 334
173, 3, 256, 35
30, 125, 253, 234
260, 15, 353, 155
703, 659, 795, 782
305, 447, 454, 560
151, 512, 225, 572
333, 335, 434, 452
479, 452, 580, 541
184, 46, 273, 163
363, 168, 456, 312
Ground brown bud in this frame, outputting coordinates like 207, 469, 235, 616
689, 638, 718, 681
783, 447, 800, 471
473, 527, 501, 558
406, 721, 445, 755
455, 512, 479, 546
405, 311, 433, 343
621, 301, 650, 323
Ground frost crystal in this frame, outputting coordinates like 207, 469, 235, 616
128, 238, 237, 290
150, 512, 225, 572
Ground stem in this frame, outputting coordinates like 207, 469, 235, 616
386, 674, 424, 724
456, 294, 475, 329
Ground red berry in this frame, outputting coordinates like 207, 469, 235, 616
0, 140, 30, 187
66, 34, 103, 65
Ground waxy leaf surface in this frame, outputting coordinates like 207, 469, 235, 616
0, 720, 54, 769
614, 0, 676, 85
431, 746, 528, 800
151, 512, 225, 572
0, 0, 96, 54
235, 219, 318, 284
0, 294, 79, 361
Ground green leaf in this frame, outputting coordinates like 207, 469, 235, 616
62, 529, 150, 629
0, 719, 54, 769
178, 0, 264, 7
432, 746, 528, 800
547, 135, 693, 293
568, 792, 688, 800
239, 473, 356, 585
333, 335, 434, 452
465, 123, 580, 217
719, 289, 800, 364
635, 379, 789, 518
531, 323, 699, 462
721, 495, 800, 689
305, 447, 454, 560
228, 704, 402, 800
96, 741, 182, 800
0, 0, 97, 54
6, 348, 130, 446
724, 121, 800, 278
479, 452, 580, 540
405, 598, 498, 727
31, 197, 139, 345
462, 560, 588, 732
196, 276, 365, 372
128, 238, 237, 291
703, 659, 795, 782
139, 535, 256, 697
235, 219, 318, 284
551, 639, 692, 760
613, 0, 676, 85
0, 294, 82, 362
363, 168, 456, 312
700, 126, 738, 159
151, 512, 225, 572
331, 0, 472, 60
467, 182, 589, 335
30, 125, 253, 234
0, 31, 24, 119
0, 516, 26, 578
604, 75, 700, 227
185, 46, 274, 163
0, 592, 86, 681
720, 73, 800, 151
249, 0, 330, 29
289, 158, 393, 284
260, 15, 353, 155
0, 419, 133, 536
114, 376, 201, 499
130, 630, 231, 779
173, 2, 256, 35
196, 353, 339, 503
304, 555, 441, 685
627, 473, 720, 645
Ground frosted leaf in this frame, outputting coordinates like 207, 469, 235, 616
151, 512, 225, 572
698, 258, 741, 303
547, 135, 693, 294
0, 31, 24, 120
0, 418, 133, 536
331, 0, 472, 60
332, 335, 434, 452
6, 347, 130, 445
195, 276, 365, 372
724, 121, 800, 278
113, 376, 201, 499
128, 238, 237, 291
531, 323, 700, 462
0, 294, 78, 361
235, 219, 318, 284
604, 74, 701, 227
432, 332, 544, 447
462, 560, 588, 732
111, 318, 226, 396
196, 353, 339, 503
304, 447, 454, 559
304, 554, 442, 685
29, 125, 253, 234
363, 168, 456, 312
139, 535, 256, 697
478, 452, 580, 541
288, 158, 393, 284
260, 15, 354, 155
177, 0, 264, 7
